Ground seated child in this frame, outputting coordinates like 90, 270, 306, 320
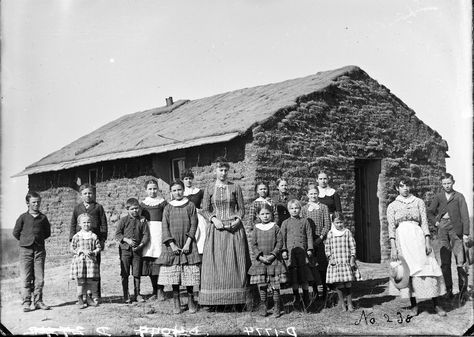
70, 213, 101, 308
115, 198, 150, 303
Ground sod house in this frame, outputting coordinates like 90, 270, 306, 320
15, 65, 448, 263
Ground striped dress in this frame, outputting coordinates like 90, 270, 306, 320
70, 231, 101, 280
325, 228, 361, 284
200, 181, 251, 305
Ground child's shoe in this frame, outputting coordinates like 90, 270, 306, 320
434, 305, 446, 317
273, 291, 282, 317
35, 302, 51, 310
188, 295, 197, 314
173, 294, 182, 314
136, 295, 145, 303
409, 305, 418, 317
157, 288, 165, 301
23, 303, 33, 312
86, 294, 95, 307
92, 298, 99, 307
258, 302, 268, 317
347, 294, 355, 312
302, 290, 310, 312
77, 296, 87, 309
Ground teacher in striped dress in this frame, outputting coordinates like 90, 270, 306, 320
200, 157, 251, 308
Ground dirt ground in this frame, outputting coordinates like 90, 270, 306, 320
1, 247, 473, 336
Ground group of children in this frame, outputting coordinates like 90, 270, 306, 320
248, 182, 360, 316
14, 175, 361, 316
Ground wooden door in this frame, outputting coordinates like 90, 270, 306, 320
354, 159, 381, 262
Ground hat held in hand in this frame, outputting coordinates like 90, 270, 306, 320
389, 256, 410, 289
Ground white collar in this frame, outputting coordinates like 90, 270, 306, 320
184, 187, 200, 196
80, 230, 93, 239
318, 186, 335, 197
215, 180, 228, 188
255, 197, 271, 203
255, 222, 276, 231
169, 198, 189, 206
331, 226, 347, 237
307, 201, 320, 211
396, 195, 416, 204
142, 197, 165, 206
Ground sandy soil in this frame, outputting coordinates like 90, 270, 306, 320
1, 248, 473, 336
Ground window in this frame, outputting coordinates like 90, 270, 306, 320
171, 158, 185, 181
89, 168, 98, 186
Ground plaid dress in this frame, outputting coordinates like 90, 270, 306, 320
70, 231, 101, 280
301, 202, 331, 272
325, 228, 361, 284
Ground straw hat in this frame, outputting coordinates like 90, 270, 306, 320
389, 256, 410, 289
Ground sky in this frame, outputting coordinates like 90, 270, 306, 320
1, 0, 472, 229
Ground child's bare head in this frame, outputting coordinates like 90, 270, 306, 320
125, 198, 140, 217
287, 199, 301, 217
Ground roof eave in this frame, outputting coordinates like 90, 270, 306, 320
13, 132, 240, 177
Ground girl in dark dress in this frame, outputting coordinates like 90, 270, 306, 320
274, 179, 292, 227
181, 169, 207, 254
157, 180, 201, 314
317, 172, 342, 219
248, 204, 287, 317
140, 179, 167, 300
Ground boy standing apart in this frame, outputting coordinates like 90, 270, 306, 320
13, 191, 52, 312
428, 173, 471, 299
115, 198, 150, 303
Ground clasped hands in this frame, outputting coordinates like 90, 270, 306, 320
170, 241, 191, 255
258, 254, 276, 265
281, 250, 313, 260
77, 249, 97, 258
212, 217, 241, 231
123, 238, 142, 252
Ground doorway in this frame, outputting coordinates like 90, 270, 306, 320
354, 159, 381, 263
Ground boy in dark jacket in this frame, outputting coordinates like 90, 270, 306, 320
115, 198, 150, 303
427, 173, 471, 300
13, 191, 51, 312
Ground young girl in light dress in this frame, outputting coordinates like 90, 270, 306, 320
325, 212, 361, 312
70, 213, 101, 309
248, 204, 287, 317
140, 179, 167, 301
